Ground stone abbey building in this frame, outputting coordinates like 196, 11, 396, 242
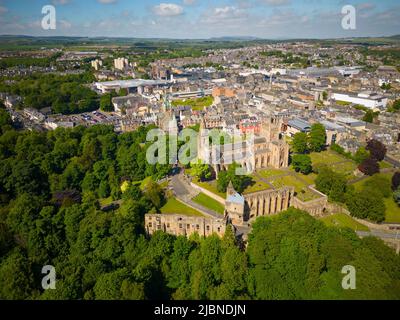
197, 115, 290, 176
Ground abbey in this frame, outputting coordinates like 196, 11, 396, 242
197, 115, 289, 176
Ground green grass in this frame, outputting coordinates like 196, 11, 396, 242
351, 173, 400, 223
243, 178, 272, 194
379, 161, 393, 169
384, 198, 400, 223
172, 96, 214, 111
270, 175, 307, 193
310, 150, 349, 165
192, 193, 225, 215
257, 168, 287, 179
311, 150, 357, 180
270, 175, 320, 202
335, 100, 352, 106
99, 197, 113, 207
192, 179, 226, 199
160, 197, 204, 217
321, 213, 370, 231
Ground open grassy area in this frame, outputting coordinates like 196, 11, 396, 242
310, 150, 349, 165
257, 168, 287, 179
160, 197, 204, 217
243, 177, 272, 194
321, 213, 370, 231
192, 179, 226, 199
172, 96, 214, 111
384, 198, 400, 223
311, 150, 357, 180
379, 161, 393, 169
192, 193, 225, 214
270, 174, 320, 202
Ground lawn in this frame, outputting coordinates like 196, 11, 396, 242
243, 177, 272, 194
172, 96, 214, 111
384, 198, 400, 224
257, 168, 287, 179
270, 175, 307, 193
192, 179, 227, 199
160, 197, 204, 217
321, 213, 370, 231
311, 150, 357, 180
310, 150, 349, 166
379, 161, 393, 169
192, 193, 225, 215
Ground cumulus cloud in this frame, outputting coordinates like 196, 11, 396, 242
201, 6, 248, 24
153, 3, 184, 16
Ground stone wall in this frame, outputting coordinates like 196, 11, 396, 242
292, 186, 328, 217
145, 214, 227, 238
243, 187, 294, 222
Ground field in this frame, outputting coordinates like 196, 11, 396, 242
192, 193, 225, 214
321, 213, 370, 231
160, 197, 204, 216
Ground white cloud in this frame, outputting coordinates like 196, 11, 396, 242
262, 0, 291, 6
97, 0, 118, 4
183, 0, 196, 5
52, 0, 71, 5
153, 3, 184, 16
201, 6, 248, 24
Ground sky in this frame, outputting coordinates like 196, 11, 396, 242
0, 0, 399, 39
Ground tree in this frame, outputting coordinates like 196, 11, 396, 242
100, 93, 114, 112
363, 174, 392, 198
191, 160, 212, 182
308, 123, 326, 152
291, 154, 312, 174
291, 132, 308, 154
394, 188, 400, 206
392, 172, 400, 191
0, 249, 35, 300
315, 167, 347, 202
366, 139, 387, 162
346, 188, 386, 222
354, 147, 370, 165
358, 157, 380, 176
216, 164, 251, 194
362, 110, 378, 123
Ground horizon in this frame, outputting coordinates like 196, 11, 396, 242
0, 0, 399, 39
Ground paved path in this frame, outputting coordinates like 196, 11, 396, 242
171, 174, 222, 219
357, 230, 400, 240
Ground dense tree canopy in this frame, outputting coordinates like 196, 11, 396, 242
0, 123, 399, 300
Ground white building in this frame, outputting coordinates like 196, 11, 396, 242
91, 59, 103, 71
332, 91, 388, 110
114, 58, 129, 71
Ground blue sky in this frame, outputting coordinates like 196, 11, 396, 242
0, 0, 399, 39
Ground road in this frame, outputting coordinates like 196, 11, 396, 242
170, 174, 222, 219
357, 230, 400, 240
